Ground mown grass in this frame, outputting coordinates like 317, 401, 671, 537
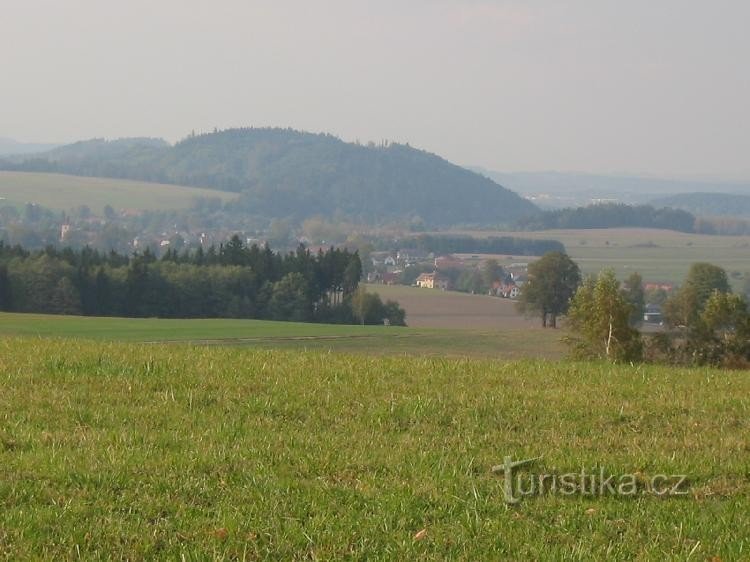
1, 338, 748, 559
0, 171, 237, 213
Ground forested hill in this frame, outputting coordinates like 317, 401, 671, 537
1, 128, 539, 227
649, 193, 750, 218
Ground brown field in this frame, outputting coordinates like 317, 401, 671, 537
363, 283, 538, 329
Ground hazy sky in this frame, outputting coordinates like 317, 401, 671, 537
2, 0, 749, 179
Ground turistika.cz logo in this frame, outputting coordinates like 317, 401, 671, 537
492, 456, 689, 504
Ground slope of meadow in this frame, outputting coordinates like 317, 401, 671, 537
0, 338, 747, 559
0, 171, 236, 213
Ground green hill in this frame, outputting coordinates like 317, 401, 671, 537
0, 171, 237, 213
2, 128, 539, 227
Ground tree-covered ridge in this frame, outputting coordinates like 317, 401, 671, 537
515, 203, 696, 233
0, 128, 539, 227
0, 238, 404, 325
650, 192, 750, 218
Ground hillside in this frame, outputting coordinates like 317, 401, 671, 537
0, 171, 237, 213
650, 192, 750, 217
1, 128, 539, 227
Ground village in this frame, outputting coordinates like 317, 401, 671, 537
366, 248, 672, 324
367, 248, 529, 299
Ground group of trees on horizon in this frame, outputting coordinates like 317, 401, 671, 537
0, 237, 406, 326
515, 203, 697, 233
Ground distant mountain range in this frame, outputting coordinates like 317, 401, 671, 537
0, 137, 61, 156
471, 168, 750, 210
0, 128, 539, 227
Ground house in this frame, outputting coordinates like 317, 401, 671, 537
643, 304, 663, 324
494, 281, 520, 299
415, 272, 450, 290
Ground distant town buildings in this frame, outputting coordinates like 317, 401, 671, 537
415, 272, 450, 290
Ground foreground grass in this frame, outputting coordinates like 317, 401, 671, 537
1, 338, 748, 559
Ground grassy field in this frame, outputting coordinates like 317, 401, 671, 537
0, 338, 748, 559
453, 228, 750, 287
0, 312, 565, 360
0, 171, 237, 213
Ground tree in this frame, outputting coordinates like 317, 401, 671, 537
351, 287, 382, 325
518, 251, 581, 327
50, 277, 82, 315
664, 263, 730, 327
686, 292, 750, 366
481, 259, 504, 293
222, 235, 247, 266
383, 300, 407, 326
351, 287, 407, 326
566, 270, 642, 362
0, 265, 10, 310
621, 272, 645, 326
342, 253, 362, 297
269, 272, 311, 321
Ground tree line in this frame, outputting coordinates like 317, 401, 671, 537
0, 237, 406, 325
397, 234, 564, 256
517, 251, 749, 368
515, 203, 697, 233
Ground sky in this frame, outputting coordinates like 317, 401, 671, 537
2, 0, 749, 180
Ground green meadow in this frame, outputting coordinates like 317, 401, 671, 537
459, 228, 750, 287
0, 171, 237, 213
0, 338, 748, 560
0, 312, 564, 360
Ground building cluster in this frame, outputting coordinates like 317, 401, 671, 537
367, 249, 529, 299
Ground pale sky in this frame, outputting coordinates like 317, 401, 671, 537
2, 0, 749, 180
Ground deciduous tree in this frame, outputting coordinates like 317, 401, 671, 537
518, 251, 581, 327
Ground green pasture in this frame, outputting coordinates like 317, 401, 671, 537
0, 312, 564, 360
0, 338, 747, 559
